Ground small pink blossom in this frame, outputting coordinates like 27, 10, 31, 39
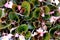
36, 28, 47, 37
7, 34, 13, 38
2, 32, 6, 36
50, 16, 60, 23
4, 1, 13, 8
4, 2, 9, 8
15, 33, 19, 37
42, 21, 45, 25
49, 11, 54, 14
18, 5, 21, 10
57, 32, 60, 35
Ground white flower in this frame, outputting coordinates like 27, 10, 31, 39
2, 33, 6, 36
51, 0, 59, 5
2, 36, 9, 40
8, 1, 13, 8
19, 34, 25, 40
50, 16, 60, 23
37, 28, 43, 33
7, 34, 13, 39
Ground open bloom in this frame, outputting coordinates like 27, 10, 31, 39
1, 33, 13, 40
18, 5, 21, 11
36, 28, 47, 37
51, 0, 59, 5
7, 34, 13, 39
2, 36, 9, 40
50, 16, 60, 23
4, 1, 13, 8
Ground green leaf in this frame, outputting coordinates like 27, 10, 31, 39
49, 27, 58, 37
13, 0, 26, 4
55, 24, 60, 29
8, 12, 19, 21
46, 21, 51, 28
0, 9, 2, 18
33, 8, 40, 18
47, 5, 57, 10
12, 4, 18, 11
16, 24, 28, 34
28, 23, 35, 30
21, 1, 30, 16
43, 14, 50, 20
53, 11, 60, 16
0, 0, 7, 6
0, 23, 11, 29
30, 0, 39, 6
4, 8, 13, 13
25, 31, 31, 38
25, 12, 33, 20
43, 33, 50, 40
44, 6, 50, 14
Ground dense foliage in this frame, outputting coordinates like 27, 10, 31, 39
0, 0, 60, 40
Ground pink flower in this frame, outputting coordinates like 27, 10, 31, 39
54, 31, 60, 36
2, 32, 6, 36
4, 1, 13, 8
50, 16, 60, 23
58, 7, 60, 13
7, 34, 13, 38
18, 5, 21, 10
49, 11, 54, 14
4, 2, 9, 8
2, 36, 9, 40
36, 28, 47, 37
15, 33, 19, 37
